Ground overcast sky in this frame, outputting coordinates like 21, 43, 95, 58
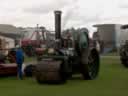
0, 0, 128, 32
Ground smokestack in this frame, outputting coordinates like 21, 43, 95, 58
54, 10, 62, 39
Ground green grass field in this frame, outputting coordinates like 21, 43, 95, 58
1, 56, 128, 96
103, 52, 119, 56
24, 56, 36, 63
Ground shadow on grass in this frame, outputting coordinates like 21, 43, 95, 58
30, 75, 88, 86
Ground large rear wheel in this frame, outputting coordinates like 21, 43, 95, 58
81, 49, 100, 80
121, 58, 128, 68
120, 51, 128, 68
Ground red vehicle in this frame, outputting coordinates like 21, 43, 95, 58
0, 64, 17, 76
0, 49, 17, 76
21, 28, 45, 56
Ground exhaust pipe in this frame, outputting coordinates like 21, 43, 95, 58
54, 10, 62, 40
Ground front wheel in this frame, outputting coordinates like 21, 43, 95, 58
34, 60, 67, 84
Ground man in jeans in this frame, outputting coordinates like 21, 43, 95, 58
16, 46, 24, 80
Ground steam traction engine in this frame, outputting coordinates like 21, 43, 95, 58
34, 11, 100, 84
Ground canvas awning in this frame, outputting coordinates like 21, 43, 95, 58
0, 32, 21, 39
0, 24, 22, 39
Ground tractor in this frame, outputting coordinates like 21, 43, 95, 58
34, 11, 100, 84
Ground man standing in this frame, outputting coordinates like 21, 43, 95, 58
16, 46, 24, 80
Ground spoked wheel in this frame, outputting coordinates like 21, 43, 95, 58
120, 51, 128, 68
81, 49, 100, 80
121, 58, 128, 68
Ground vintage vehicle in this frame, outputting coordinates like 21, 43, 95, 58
0, 48, 17, 76
0, 63, 17, 76
21, 39, 42, 56
21, 25, 46, 57
120, 40, 128, 67
34, 11, 100, 84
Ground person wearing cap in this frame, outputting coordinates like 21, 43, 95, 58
16, 45, 24, 80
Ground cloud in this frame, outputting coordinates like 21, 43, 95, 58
119, 0, 128, 9
62, 0, 104, 29
62, 1, 79, 29
24, 0, 75, 14
120, 5, 128, 9
0, 0, 128, 32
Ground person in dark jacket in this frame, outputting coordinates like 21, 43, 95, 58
16, 46, 24, 80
